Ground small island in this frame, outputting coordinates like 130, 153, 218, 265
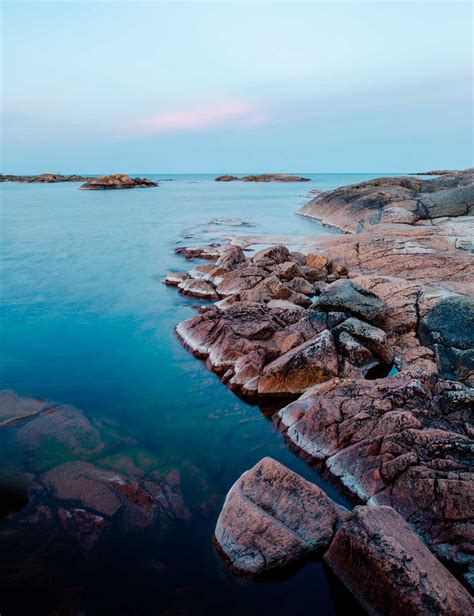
215, 173, 311, 182
79, 174, 158, 190
0, 173, 94, 183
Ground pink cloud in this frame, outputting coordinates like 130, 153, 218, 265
129, 101, 271, 135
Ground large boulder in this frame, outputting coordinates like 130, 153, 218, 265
258, 330, 338, 396
214, 457, 347, 575
324, 505, 473, 616
317, 279, 387, 325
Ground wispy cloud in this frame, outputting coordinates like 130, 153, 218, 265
128, 100, 271, 135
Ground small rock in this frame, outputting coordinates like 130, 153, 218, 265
306, 253, 328, 270
178, 279, 218, 299
164, 272, 190, 286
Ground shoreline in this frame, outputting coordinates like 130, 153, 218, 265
165, 168, 474, 610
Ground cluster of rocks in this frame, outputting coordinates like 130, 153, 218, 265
215, 457, 472, 614
0, 173, 94, 183
79, 174, 158, 190
166, 167, 473, 611
215, 174, 310, 182
166, 244, 396, 397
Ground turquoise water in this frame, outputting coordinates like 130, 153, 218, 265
0, 174, 390, 615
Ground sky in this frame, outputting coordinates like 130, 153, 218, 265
1, 1, 472, 173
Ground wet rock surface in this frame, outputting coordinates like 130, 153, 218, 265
79, 174, 158, 190
0, 391, 194, 555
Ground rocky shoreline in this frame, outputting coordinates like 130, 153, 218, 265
166, 169, 474, 612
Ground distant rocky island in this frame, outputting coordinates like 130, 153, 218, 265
410, 169, 461, 176
0, 173, 159, 189
215, 173, 310, 182
79, 174, 158, 190
165, 167, 474, 613
0, 173, 94, 183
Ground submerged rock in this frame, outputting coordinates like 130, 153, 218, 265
214, 457, 347, 575
0, 390, 52, 428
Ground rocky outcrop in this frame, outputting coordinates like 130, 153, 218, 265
170, 245, 395, 397
214, 457, 347, 575
0, 173, 94, 183
276, 374, 474, 585
215, 174, 311, 182
298, 168, 473, 233
79, 174, 158, 190
325, 505, 473, 615
168, 169, 473, 604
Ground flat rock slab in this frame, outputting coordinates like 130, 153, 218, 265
0, 390, 52, 428
214, 457, 347, 575
324, 505, 474, 616
41, 461, 124, 517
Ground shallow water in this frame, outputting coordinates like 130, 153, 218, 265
0, 174, 392, 615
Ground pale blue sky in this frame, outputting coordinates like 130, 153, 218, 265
1, 1, 472, 173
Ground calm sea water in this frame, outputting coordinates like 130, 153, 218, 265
0, 174, 393, 615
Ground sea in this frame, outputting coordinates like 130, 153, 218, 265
0, 173, 400, 615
